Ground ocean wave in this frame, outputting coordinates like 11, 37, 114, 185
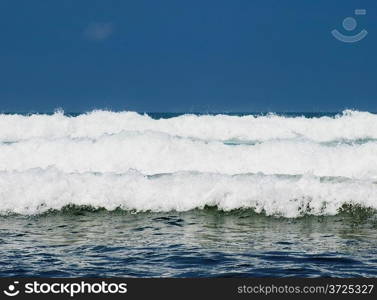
0, 169, 377, 217
0, 131, 376, 178
1, 110, 377, 218
1, 110, 377, 143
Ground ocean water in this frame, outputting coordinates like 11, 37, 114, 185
1, 110, 377, 277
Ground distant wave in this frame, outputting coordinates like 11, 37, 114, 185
1, 110, 377, 217
1, 110, 377, 143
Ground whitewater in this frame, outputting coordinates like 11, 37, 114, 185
1, 110, 377, 217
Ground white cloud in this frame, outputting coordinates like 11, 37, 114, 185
83, 22, 114, 41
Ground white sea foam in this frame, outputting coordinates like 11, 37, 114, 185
0, 110, 377, 143
0, 168, 376, 217
1, 110, 377, 216
0, 131, 377, 178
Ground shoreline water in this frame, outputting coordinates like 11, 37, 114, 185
1, 209, 377, 277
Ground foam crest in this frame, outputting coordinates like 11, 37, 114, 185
1, 110, 377, 217
1, 110, 377, 143
0, 131, 377, 178
0, 169, 376, 217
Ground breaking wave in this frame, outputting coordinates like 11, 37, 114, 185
1, 109, 377, 143
1, 168, 377, 217
1, 110, 377, 217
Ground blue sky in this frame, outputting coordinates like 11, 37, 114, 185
0, 0, 376, 112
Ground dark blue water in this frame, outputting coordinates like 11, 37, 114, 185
3, 111, 343, 118
146, 112, 342, 119
1, 208, 377, 277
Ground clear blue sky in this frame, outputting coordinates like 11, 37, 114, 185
0, 0, 376, 112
